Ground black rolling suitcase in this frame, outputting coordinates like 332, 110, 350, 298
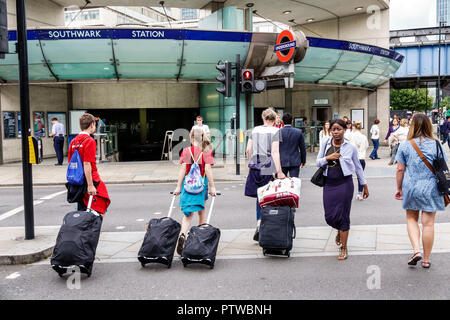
138, 193, 181, 268
181, 193, 221, 269
51, 196, 102, 277
259, 206, 296, 257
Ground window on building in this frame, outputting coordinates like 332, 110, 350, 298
181, 8, 198, 20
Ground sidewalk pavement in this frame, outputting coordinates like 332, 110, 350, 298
3, 223, 450, 265
0, 146, 409, 187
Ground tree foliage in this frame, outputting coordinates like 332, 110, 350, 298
390, 89, 434, 111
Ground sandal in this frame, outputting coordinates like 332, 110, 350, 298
335, 231, 341, 246
407, 252, 422, 265
338, 246, 348, 260
421, 261, 431, 269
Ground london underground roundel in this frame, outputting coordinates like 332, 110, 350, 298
274, 30, 296, 63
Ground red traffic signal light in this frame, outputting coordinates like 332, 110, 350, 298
241, 69, 254, 93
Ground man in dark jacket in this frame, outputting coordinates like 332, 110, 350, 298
279, 113, 307, 178
443, 116, 450, 149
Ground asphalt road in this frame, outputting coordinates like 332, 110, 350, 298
1, 178, 450, 232
0, 178, 450, 231
1, 253, 450, 300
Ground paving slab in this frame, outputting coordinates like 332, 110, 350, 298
3, 223, 450, 265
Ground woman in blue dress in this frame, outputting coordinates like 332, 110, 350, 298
395, 113, 448, 268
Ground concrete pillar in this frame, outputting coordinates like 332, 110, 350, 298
285, 88, 293, 114
139, 108, 147, 144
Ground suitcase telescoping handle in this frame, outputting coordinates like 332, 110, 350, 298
206, 192, 221, 225
168, 192, 177, 218
86, 195, 99, 216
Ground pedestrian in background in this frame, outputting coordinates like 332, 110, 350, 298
344, 120, 353, 141
349, 121, 369, 201
316, 119, 369, 260
389, 118, 409, 165
395, 113, 447, 268
95, 117, 106, 134
273, 113, 285, 129
442, 116, 450, 149
173, 128, 216, 254
369, 119, 381, 160
192, 115, 210, 138
245, 108, 285, 241
50, 117, 65, 166
279, 113, 307, 178
319, 121, 331, 147
385, 118, 400, 157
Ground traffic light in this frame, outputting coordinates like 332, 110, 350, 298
216, 61, 232, 97
0, 0, 7, 59
241, 69, 254, 93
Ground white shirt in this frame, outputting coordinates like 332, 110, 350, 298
393, 126, 409, 142
344, 129, 353, 141
370, 125, 380, 139
349, 130, 369, 160
319, 130, 331, 146
192, 124, 210, 135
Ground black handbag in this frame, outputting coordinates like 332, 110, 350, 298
311, 166, 326, 187
433, 141, 450, 195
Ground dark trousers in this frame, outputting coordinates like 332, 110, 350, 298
369, 139, 379, 159
358, 160, 366, 193
53, 136, 64, 165
442, 133, 450, 149
282, 166, 300, 178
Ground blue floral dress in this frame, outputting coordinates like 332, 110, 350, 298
395, 138, 448, 212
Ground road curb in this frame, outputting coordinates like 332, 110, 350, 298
0, 246, 54, 265
0, 178, 247, 187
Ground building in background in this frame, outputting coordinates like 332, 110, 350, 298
437, 0, 450, 25
0, 0, 399, 164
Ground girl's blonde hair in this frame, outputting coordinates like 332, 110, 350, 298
354, 121, 362, 130
261, 108, 277, 122
400, 118, 408, 127
407, 113, 436, 141
190, 129, 210, 152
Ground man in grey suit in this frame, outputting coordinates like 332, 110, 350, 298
279, 113, 307, 178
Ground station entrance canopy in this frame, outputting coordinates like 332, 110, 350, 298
0, 28, 404, 88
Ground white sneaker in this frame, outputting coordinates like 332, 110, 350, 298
356, 194, 364, 201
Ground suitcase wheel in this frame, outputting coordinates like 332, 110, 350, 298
183, 263, 187, 268
141, 262, 146, 268
286, 251, 290, 258
209, 264, 214, 270
263, 249, 267, 256
167, 263, 172, 269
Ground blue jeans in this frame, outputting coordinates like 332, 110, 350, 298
370, 139, 379, 159
256, 198, 261, 221
358, 160, 366, 193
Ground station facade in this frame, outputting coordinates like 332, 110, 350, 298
0, 0, 398, 163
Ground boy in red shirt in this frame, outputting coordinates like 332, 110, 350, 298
68, 113, 110, 216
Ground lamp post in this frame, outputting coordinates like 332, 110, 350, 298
16, 0, 34, 239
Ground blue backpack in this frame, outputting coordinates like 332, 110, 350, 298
67, 137, 88, 185
183, 148, 205, 194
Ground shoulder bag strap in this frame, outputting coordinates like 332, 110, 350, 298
410, 139, 435, 175
75, 136, 89, 151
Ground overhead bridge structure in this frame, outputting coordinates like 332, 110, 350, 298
0, 27, 403, 89
390, 26, 450, 89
